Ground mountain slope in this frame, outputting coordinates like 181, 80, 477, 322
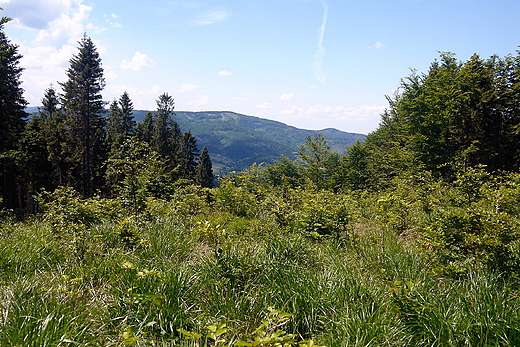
27, 107, 366, 174
132, 110, 366, 174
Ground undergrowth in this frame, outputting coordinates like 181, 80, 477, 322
1, 169, 520, 346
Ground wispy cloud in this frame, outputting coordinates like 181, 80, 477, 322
280, 104, 385, 121
196, 10, 230, 25
312, 0, 328, 84
279, 93, 296, 101
187, 95, 209, 106
120, 52, 156, 71
86, 22, 106, 34
218, 70, 232, 76
257, 102, 273, 109
179, 83, 199, 93
104, 13, 122, 27
367, 41, 388, 49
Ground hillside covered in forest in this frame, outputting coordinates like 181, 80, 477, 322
129, 110, 364, 174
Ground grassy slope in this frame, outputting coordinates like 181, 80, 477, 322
1, 183, 519, 346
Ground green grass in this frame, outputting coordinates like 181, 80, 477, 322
1, 183, 520, 346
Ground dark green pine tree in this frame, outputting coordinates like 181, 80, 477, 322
107, 91, 135, 155
41, 85, 69, 186
119, 91, 135, 138
0, 14, 28, 209
178, 130, 199, 180
151, 92, 176, 158
19, 113, 54, 211
195, 145, 213, 188
106, 98, 123, 154
136, 111, 154, 144
60, 34, 106, 197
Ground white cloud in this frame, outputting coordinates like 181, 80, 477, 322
187, 95, 209, 106
218, 70, 232, 76
196, 10, 230, 25
312, 0, 328, 84
105, 70, 118, 82
309, 85, 318, 89
104, 13, 122, 27
120, 52, 156, 71
18, 42, 76, 104
32, 3, 92, 47
279, 93, 296, 101
179, 83, 200, 93
234, 97, 249, 101
1, 0, 84, 30
367, 41, 388, 49
280, 104, 385, 121
257, 102, 273, 109
280, 106, 303, 115
86, 22, 106, 34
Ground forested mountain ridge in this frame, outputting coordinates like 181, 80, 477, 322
26, 107, 366, 174
130, 110, 364, 174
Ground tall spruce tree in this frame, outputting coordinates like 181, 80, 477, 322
136, 111, 154, 144
119, 91, 135, 138
195, 145, 213, 188
178, 130, 199, 180
151, 92, 176, 158
107, 99, 123, 154
60, 34, 106, 197
41, 85, 69, 186
0, 14, 28, 209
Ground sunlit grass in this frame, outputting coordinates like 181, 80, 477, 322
1, 190, 519, 346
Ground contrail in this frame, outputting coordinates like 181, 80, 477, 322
313, 0, 328, 84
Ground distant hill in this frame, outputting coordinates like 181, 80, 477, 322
26, 107, 365, 174
133, 110, 365, 174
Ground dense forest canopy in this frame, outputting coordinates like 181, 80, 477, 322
364, 51, 520, 184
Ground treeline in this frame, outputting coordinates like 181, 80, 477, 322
0, 24, 213, 213
264, 51, 520, 191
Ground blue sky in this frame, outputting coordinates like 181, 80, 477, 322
2, 0, 520, 134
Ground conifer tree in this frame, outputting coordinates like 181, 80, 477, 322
178, 130, 199, 180
136, 111, 154, 144
195, 145, 213, 188
41, 85, 68, 186
151, 92, 176, 158
106, 99, 123, 154
119, 91, 135, 138
0, 14, 28, 209
60, 34, 106, 197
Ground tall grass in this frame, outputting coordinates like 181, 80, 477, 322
1, 186, 519, 346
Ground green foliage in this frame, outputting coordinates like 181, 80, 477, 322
60, 34, 106, 198
214, 165, 268, 218
363, 51, 520, 184
297, 190, 356, 238
130, 110, 365, 175
106, 138, 160, 213
178, 307, 324, 347
297, 134, 333, 190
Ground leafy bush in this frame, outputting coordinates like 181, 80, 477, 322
297, 190, 357, 238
